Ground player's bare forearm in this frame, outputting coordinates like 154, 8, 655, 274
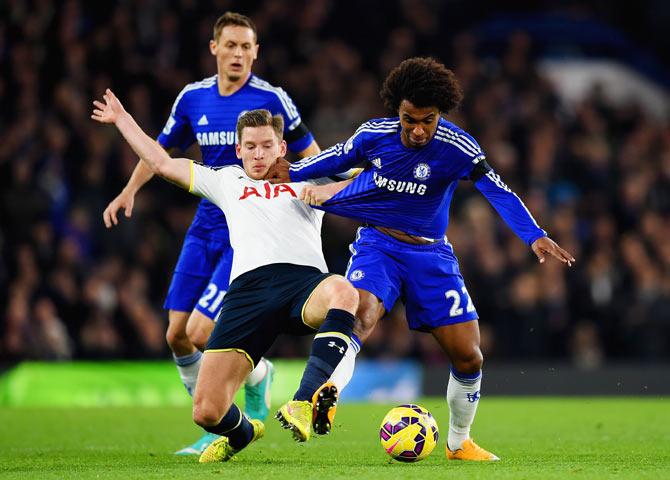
301, 178, 353, 206
297, 140, 321, 158
119, 119, 190, 189
122, 161, 155, 196
114, 114, 172, 176
123, 146, 180, 195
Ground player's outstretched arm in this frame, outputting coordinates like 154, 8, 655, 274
91, 89, 190, 190
473, 169, 575, 266
301, 179, 354, 206
102, 163, 152, 228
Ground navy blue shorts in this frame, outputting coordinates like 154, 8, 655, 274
163, 234, 233, 320
345, 227, 478, 331
205, 263, 333, 368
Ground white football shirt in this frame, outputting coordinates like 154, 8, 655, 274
189, 162, 329, 282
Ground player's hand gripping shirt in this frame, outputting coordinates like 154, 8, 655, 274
158, 75, 314, 241
188, 163, 328, 282
289, 117, 546, 244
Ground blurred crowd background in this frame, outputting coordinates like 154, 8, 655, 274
1, 0, 669, 367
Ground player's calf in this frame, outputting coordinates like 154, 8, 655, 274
293, 276, 358, 402
292, 308, 355, 401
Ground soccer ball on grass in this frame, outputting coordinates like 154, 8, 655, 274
379, 404, 439, 462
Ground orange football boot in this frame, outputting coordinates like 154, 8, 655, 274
446, 438, 500, 461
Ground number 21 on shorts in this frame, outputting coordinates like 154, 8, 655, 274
445, 286, 475, 317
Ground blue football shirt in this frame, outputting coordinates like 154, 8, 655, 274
158, 74, 314, 240
289, 117, 545, 244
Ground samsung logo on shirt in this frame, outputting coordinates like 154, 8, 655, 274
373, 172, 427, 195
196, 130, 237, 146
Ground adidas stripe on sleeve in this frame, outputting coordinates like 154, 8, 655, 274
289, 120, 398, 181
158, 76, 217, 151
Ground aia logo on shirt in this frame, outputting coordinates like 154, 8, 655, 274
239, 182, 297, 200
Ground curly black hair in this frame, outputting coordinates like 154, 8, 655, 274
380, 57, 463, 114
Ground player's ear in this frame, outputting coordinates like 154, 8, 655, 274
253, 43, 259, 60
209, 39, 217, 56
279, 139, 287, 157
235, 143, 242, 159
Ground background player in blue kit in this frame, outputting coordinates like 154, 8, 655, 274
268, 57, 575, 461
102, 12, 320, 455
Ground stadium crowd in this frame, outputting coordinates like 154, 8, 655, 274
1, 0, 669, 366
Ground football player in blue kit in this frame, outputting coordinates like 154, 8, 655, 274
102, 12, 320, 454
267, 57, 575, 461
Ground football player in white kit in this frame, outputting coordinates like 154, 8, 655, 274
92, 89, 357, 463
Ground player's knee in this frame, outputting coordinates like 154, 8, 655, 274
192, 398, 230, 427
186, 317, 212, 351
165, 321, 190, 351
353, 294, 384, 341
452, 347, 483, 374
192, 403, 221, 427
325, 276, 359, 313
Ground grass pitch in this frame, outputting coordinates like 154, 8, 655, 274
0, 397, 668, 479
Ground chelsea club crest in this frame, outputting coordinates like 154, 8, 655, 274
349, 269, 365, 281
413, 163, 431, 180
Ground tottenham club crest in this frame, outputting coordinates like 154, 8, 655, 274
349, 269, 365, 281
413, 163, 431, 180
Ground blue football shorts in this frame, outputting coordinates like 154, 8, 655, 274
345, 227, 478, 331
163, 233, 234, 320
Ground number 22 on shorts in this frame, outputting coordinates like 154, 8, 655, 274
445, 286, 475, 317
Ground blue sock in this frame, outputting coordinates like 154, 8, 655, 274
450, 365, 482, 384
294, 309, 355, 401
202, 403, 254, 450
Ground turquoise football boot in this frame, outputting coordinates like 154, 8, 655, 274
175, 432, 219, 455
244, 358, 274, 421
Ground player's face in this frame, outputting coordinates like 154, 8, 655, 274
398, 100, 440, 148
236, 126, 287, 180
210, 25, 259, 82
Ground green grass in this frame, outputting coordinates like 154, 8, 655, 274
0, 398, 668, 479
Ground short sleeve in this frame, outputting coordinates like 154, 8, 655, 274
189, 162, 230, 210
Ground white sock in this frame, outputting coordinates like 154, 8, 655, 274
446, 368, 482, 451
328, 334, 362, 392
245, 357, 269, 386
173, 350, 202, 397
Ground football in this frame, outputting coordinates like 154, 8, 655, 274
379, 404, 439, 462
